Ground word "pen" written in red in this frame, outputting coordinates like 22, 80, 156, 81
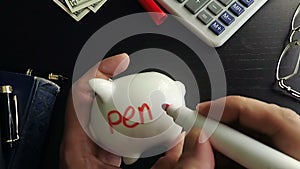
107, 103, 153, 134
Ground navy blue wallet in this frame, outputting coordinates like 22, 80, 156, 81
0, 71, 60, 169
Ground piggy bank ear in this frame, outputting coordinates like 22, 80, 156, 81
89, 78, 113, 103
175, 81, 186, 96
176, 81, 186, 106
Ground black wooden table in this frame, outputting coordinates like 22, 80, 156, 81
1, 0, 299, 168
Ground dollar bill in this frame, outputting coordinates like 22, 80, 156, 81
88, 0, 107, 13
54, 0, 90, 22
65, 0, 101, 13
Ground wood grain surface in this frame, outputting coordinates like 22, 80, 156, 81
1, 0, 299, 168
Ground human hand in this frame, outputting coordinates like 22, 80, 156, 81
197, 96, 300, 168
60, 53, 130, 169
150, 128, 215, 169
59, 52, 216, 169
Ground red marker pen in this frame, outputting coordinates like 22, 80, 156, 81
138, 0, 168, 25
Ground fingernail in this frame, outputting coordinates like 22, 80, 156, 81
196, 103, 201, 113
113, 54, 130, 76
198, 131, 209, 144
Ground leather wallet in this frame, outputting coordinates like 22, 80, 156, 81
0, 130, 5, 169
0, 71, 60, 169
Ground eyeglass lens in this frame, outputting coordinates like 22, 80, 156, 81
290, 4, 300, 42
278, 43, 300, 79
275, 4, 300, 100
292, 4, 300, 30
277, 42, 300, 95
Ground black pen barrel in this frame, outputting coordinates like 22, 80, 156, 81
0, 85, 18, 151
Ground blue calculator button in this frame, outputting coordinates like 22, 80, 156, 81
219, 11, 235, 26
229, 2, 245, 16
239, 0, 254, 7
209, 20, 225, 35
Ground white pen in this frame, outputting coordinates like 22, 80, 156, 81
163, 104, 300, 169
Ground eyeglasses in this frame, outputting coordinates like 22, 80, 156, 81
290, 4, 300, 42
275, 4, 300, 100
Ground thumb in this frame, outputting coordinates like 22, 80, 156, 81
97, 53, 130, 78
72, 53, 130, 93
174, 128, 215, 169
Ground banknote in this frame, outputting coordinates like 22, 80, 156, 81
65, 0, 101, 13
54, 0, 90, 22
88, 0, 107, 13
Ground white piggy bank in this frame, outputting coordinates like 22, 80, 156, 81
88, 72, 186, 165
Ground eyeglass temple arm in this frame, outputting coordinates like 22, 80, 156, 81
278, 79, 300, 98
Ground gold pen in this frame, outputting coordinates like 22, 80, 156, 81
0, 85, 19, 149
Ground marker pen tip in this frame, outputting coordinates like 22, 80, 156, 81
161, 103, 170, 111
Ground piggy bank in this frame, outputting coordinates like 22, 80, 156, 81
88, 72, 186, 164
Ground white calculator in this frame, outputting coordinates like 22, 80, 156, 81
156, 0, 269, 47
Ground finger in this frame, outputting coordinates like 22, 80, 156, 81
89, 54, 129, 166
60, 154, 121, 169
197, 95, 300, 160
151, 132, 185, 169
97, 53, 130, 78
71, 53, 130, 128
197, 95, 300, 137
97, 148, 122, 167
85, 156, 121, 169
73, 53, 130, 97
60, 135, 120, 169
63, 54, 128, 169
174, 128, 214, 169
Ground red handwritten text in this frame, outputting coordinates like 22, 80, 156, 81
107, 103, 153, 134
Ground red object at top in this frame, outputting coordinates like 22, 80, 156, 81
138, 0, 168, 25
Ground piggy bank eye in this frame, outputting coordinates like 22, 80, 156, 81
139, 68, 175, 80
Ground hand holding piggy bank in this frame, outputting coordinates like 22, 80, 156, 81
88, 72, 186, 165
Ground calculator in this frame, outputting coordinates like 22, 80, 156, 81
156, 0, 269, 47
